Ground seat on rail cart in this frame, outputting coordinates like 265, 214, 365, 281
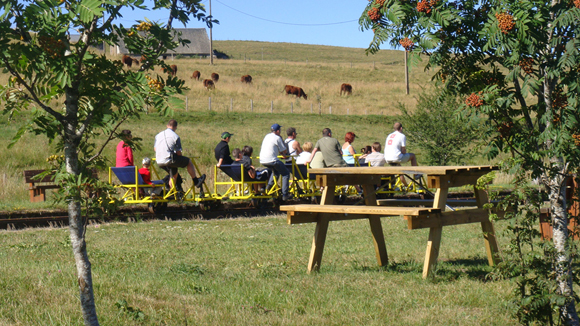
214, 164, 270, 200
110, 166, 165, 202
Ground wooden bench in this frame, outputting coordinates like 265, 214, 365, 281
24, 169, 98, 202
280, 204, 441, 272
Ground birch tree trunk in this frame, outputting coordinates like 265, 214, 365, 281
549, 171, 580, 326
65, 96, 100, 325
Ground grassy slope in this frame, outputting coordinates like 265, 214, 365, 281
0, 216, 516, 325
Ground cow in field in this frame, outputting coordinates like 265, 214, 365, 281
203, 79, 215, 90
122, 55, 133, 68
191, 70, 201, 80
211, 73, 219, 83
241, 75, 252, 84
340, 83, 352, 96
283, 85, 307, 100
132, 58, 140, 67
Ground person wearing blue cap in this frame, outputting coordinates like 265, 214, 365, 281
215, 131, 234, 167
259, 123, 292, 201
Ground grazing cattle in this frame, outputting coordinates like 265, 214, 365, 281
122, 55, 133, 68
240, 75, 252, 84
211, 73, 219, 83
191, 70, 201, 80
202, 79, 215, 90
340, 83, 352, 96
132, 58, 140, 67
283, 85, 308, 100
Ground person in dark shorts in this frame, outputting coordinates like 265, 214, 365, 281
154, 119, 205, 191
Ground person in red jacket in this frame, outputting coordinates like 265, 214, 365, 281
116, 130, 134, 167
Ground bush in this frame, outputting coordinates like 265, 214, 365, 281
397, 89, 482, 165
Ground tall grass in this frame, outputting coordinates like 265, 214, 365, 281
0, 215, 516, 325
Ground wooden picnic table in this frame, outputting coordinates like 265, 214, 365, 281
280, 165, 500, 278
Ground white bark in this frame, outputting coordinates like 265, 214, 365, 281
65, 103, 99, 325
548, 171, 579, 326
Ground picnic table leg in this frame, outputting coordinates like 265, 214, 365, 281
29, 184, 46, 202
308, 216, 329, 273
362, 184, 388, 267
475, 187, 500, 266
422, 185, 448, 278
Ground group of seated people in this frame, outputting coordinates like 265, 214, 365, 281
114, 120, 418, 200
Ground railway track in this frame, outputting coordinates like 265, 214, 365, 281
0, 191, 498, 230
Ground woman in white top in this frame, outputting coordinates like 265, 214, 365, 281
341, 132, 357, 165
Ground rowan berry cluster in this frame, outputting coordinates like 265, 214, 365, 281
552, 88, 568, 109
39, 35, 65, 59
574, 0, 580, 9
368, 7, 381, 21
146, 75, 164, 92
46, 154, 64, 165
136, 21, 152, 31
495, 12, 515, 34
552, 113, 560, 124
465, 92, 484, 107
128, 30, 136, 37
519, 58, 534, 75
573, 134, 580, 146
417, 0, 437, 14
399, 37, 414, 51
497, 121, 514, 138
375, 0, 386, 6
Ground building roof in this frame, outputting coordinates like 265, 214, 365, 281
117, 28, 211, 55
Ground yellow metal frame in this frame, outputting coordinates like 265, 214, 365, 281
213, 164, 272, 200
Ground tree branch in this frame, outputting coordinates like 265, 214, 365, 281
86, 115, 129, 163
512, 77, 533, 130
0, 55, 65, 123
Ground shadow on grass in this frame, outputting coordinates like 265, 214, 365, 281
351, 257, 494, 282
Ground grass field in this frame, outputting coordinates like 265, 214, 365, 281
0, 215, 517, 325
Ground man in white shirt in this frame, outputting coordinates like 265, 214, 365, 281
259, 123, 292, 201
154, 119, 206, 191
384, 122, 418, 166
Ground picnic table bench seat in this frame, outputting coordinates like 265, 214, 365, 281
281, 204, 441, 224
24, 169, 98, 202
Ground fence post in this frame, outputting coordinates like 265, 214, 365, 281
351, 62, 352, 68
318, 102, 321, 115
365, 109, 367, 115
291, 102, 293, 114
329, 106, 332, 114
251, 99, 253, 112
209, 97, 211, 111
271, 101, 273, 113
262, 48, 263, 60
373, 61, 375, 69
347, 108, 349, 115
230, 98, 233, 112
185, 96, 188, 111
244, 53, 246, 63
311, 103, 313, 114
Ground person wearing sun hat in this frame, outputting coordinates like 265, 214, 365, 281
215, 131, 234, 167
259, 123, 292, 201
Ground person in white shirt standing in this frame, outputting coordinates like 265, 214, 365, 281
259, 123, 292, 201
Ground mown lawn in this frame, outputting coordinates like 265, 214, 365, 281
0, 214, 516, 325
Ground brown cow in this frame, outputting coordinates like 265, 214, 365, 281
191, 70, 201, 80
122, 55, 133, 68
241, 75, 252, 84
211, 73, 219, 83
162, 65, 177, 77
283, 85, 307, 100
202, 79, 215, 90
132, 58, 140, 67
340, 83, 352, 96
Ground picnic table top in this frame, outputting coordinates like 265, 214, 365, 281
308, 165, 498, 176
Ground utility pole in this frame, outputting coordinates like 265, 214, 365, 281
209, 0, 213, 65
405, 51, 409, 95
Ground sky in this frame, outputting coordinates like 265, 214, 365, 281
114, 0, 379, 49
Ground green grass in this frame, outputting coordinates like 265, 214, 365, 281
0, 215, 517, 325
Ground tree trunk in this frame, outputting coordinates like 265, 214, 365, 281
548, 172, 580, 326
65, 127, 100, 325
